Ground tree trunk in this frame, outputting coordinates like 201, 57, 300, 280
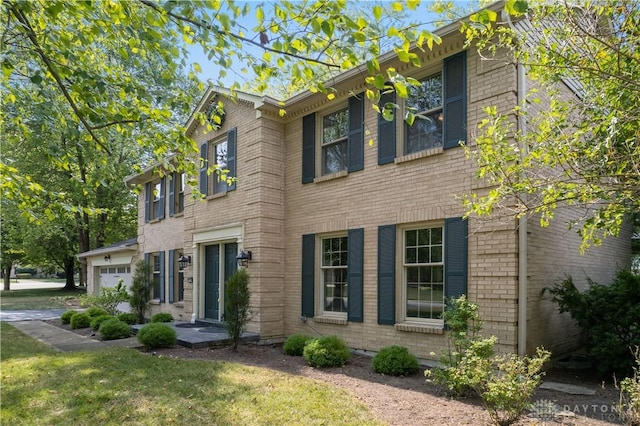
63, 256, 76, 290
3, 266, 11, 291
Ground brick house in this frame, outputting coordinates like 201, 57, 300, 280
96, 13, 630, 360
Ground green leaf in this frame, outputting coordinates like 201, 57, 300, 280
321, 20, 334, 38
372, 5, 382, 21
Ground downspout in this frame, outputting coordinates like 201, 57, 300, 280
506, 12, 529, 356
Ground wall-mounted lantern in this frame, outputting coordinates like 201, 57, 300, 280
178, 254, 191, 269
236, 250, 252, 267
104, 255, 111, 262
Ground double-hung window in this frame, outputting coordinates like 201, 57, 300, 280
322, 108, 349, 175
199, 127, 237, 196
404, 226, 444, 321
152, 253, 162, 300
321, 236, 348, 314
405, 73, 443, 154
145, 178, 165, 222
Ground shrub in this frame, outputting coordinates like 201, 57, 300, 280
137, 323, 177, 348
80, 280, 130, 315
283, 334, 314, 356
70, 312, 91, 329
372, 345, 419, 376
117, 312, 138, 325
150, 312, 174, 323
130, 260, 152, 324
303, 336, 350, 368
618, 348, 640, 426
547, 269, 640, 376
98, 318, 132, 340
86, 307, 109, 318
60, 310, 77, 324
224, 269, 251, 351
90, 314, 113, 331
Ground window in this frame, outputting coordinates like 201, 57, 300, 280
404, 226, 444, 321
199, 128, 237, 196
145, 178, 165, 222
175, 254, 184, 302
152, 254, 162, 300
321, 236, 348, 314
405, 73, 443, 154
170, 172, 185, 215
322, 108, 348, 175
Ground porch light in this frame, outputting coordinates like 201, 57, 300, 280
104, 255, 111, 262
178, 254, 191, 269
236, 250, 252, 267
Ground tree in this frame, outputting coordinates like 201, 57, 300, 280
224, 269, 251, 351
460, 0, 639, 251
0, 200, 27, 290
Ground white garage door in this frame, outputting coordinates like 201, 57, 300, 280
99, 265, 132, 312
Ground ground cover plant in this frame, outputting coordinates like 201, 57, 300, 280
1, 286, 84, 310
0, 322, 381, 426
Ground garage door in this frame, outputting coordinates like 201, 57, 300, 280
99, 265, 132, 312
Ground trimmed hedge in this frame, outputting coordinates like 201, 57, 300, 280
99, 318, 132, 340
86, 307, 110, 318
116, 312, 138, 325
150, 312, 174, 323
70, 312, 91, 329
137, 323, 177, 348
90, 314, 113, 331
372, 345, 419, 376
303, 336, 350, 368
283, 334, 314, 356
60, 310, 77, 324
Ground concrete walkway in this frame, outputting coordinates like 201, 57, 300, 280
9, 321, 142, 352
0, 309, 69, 322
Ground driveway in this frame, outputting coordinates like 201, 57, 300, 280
0, 309, 68, 322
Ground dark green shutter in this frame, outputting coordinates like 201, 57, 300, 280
444, 217, 468, 299
378, 91, 396, 164
144, 183, 151, 223
347, 95, 364, 172
377, 225, 396, 325
159, 251, 165, 303
158, 177, 166, 220
301, 234, 315, 317
226, 127, 237, 191
168, 250, 175, 303
168, 174, 175, 217
199, 142, 208, 195
443, 51, 467, 149
347, 228, 364, 322
302, 113, 315, 184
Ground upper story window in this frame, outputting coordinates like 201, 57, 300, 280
322, 108, 349, 175
170, 173, 185, 215
405, 73, 443, 155
199, 128, 237, 197
145, 178, 165, 222
321, 235, 348, 314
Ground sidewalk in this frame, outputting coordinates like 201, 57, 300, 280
9, 321, 141, 352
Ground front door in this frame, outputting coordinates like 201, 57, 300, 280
204, 243, 238, 321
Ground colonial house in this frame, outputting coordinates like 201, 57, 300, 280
80, 8, 631, 359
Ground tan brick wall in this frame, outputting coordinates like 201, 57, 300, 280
281, 37, 522, 360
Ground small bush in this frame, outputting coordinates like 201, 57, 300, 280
90, 314, 113, 331
303, 336, 350, 368
284, 334, 314, 356
137, 323, 177, 349
372, 345, 419, 376
224, 269, 251, 351
150, 312, 174, 323
80, 281, 130, 315
86, 307, 109, 318
130, 260, 152, 324
117, 312, 138, 325
619, 348, 640, 426
70, 312, 91, 329
98, 318, 132, 340
60, 310, 77, 324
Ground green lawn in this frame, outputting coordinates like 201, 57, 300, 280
0, 322, 383, 426
0, 286, 85, 310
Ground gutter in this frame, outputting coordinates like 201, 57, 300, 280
505, 12, 529, 356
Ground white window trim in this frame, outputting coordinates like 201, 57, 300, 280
317, 232, 349, 319
399, 222, 445, 326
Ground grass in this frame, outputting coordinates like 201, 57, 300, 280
1, 286, 85, 310
0, 322, 383, 426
